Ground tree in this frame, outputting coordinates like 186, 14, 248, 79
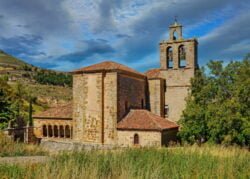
0, 78, 14, 129
178, 54, 250, 146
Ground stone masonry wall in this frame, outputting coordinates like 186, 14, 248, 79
103, 72, 117, 144
82, 73, 103, 143
117, 73, 146, 121
33, 118, 73, 139
148, 79, 165, 117
117, 130, 161, 147
73, 74, 87, 141
158, 38, 197, 122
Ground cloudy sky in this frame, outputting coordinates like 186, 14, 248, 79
0, 0, 249, 72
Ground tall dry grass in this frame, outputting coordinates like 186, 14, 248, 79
0, 145, 249, 179
0, 132, 46, 157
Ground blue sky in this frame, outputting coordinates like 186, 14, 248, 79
0, 0, 249, 72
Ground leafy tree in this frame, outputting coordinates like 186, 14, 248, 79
33, 71, 72, 87
0, 78, 14, 129
178, 54, 250, 146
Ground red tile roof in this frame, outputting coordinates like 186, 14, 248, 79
72, 61, 145, 78
117, 109, 179, 131
33, 103, 72, 119
145, 68, 162, 79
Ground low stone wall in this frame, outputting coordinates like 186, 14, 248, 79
41, 140, 116, 152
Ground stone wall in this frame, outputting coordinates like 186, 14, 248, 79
73, 72, 118, 145
103, 73, 117, 144
117, 73, 146, 121
82, 73, 103, 143
73, 74, 87, 141
160, 39, 198, 70
33, 118, 73, 140
148, 79, 165, 117
158, 36, 197, 122
117, 130, 161, 147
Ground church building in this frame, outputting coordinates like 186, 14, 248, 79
33, 21, 198, 147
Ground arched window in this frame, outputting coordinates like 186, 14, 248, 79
173, 31, 178, 40
134, 134, 139, 145
59, 125, 64, 138
48, 125, 53, 137
42, 125, 47, 137
54, 125, 58, 137
65, 125, 70, 138
179, 45, 186, 68
167, 47, 173, 68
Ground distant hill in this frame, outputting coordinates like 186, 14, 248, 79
0, 50, 29, 66
0, 50, 72, 110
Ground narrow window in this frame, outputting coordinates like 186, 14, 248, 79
141, 99, 144, 109
42, 125, 47, 137
125, 101, 128, 112
48, 125, 53, 137
59, 125, 64, 138
167, 47, 173, 69
65, 125, 70, 138
164, 105, 169, 118
134, 134, 139, 145
54, 126, 58, 137
179, 45, 186, 68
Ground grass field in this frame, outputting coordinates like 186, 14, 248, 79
0, 133, 249, 179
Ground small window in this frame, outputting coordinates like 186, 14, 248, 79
125, 101, 128, 112
134, 134, 139, 145
141, 99, 144, 109
59, 125, 64, 138
164, 105, 169, 117
65, 125, 71, 138
42, 125, 47, 137
54, 126, 58, 137
167, 47, 173, 69
48, 125, 53, 137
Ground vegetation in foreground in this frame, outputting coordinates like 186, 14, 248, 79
0, 145, 249, 179
179, 54, 250, 146
0, 133, 46, 157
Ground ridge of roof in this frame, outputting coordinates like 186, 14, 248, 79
33, 102, 73, 119
145, 68, 163, 79
117, 109, 179, 131
72, 60, 145, 78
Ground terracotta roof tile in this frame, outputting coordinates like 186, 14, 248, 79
145, 68, 162, 79
117, 109, 178, 131
72, 61, 145, 77
33, 103, 72, 119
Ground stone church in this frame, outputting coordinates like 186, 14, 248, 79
33, 21, 198, 147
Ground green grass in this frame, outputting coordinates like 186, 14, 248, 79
0, 145, 249, 178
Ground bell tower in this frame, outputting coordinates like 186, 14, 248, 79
158, 21, 198, 122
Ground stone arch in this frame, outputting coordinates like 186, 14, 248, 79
42, 125, 47, 137
59, 125, 64, 138
48, 125, 53, 137
167, 47, 173, 68
54, 125, 59, 137
134, 133, 139, 145
173, 30, 178, 40
178, 45, 186, 68
65, 125, 70, 138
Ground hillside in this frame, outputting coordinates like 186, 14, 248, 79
0, 50, 29, 68
0, 50, 72, 111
